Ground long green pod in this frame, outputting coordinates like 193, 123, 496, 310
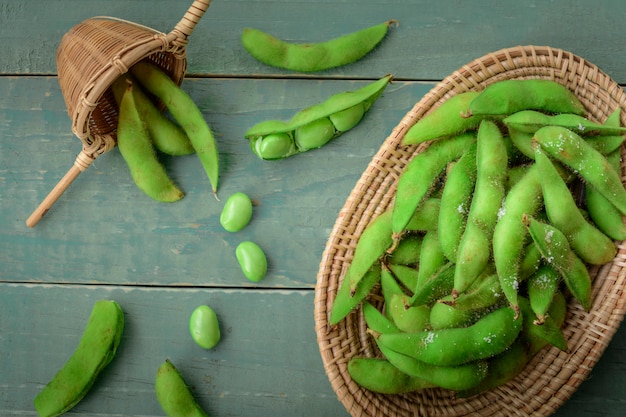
245, 75, 391, 159
535, 149, 616, 265
329, 262, 381, 326
503, 110, 626, 136
523, 214, 592, 311
416, 229, 447, 290
362, 300, 401, 334
155, 359, 210, 417
392, 132, 477, 234
409, 262, 455, 307
347, 357, 435, 394
404, 197, 441, 233
387, 234, 422, 266
376, 306, 522, 367
130, 62, 219, 196
242, 21, 396, 72
533, 125, 626, 215
34, 300, 124, 417
468, 79, 586, 117
388, 263, 419, 294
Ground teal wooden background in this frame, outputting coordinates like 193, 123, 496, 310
1, 1, 625, 416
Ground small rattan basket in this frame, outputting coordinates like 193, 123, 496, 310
26, 0, 212, 227
314, 45, 626, 417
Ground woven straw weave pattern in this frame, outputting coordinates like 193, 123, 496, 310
314, 45, 626, 417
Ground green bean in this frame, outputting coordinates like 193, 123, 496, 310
375, 306, 521, 367
504, 110, 626, 136
220, 192, 253, 233
329, 262, 381, 326
523, 214, 592, 311
155, 359, 209, 417
235, 241, 268, 282
535, 149, 616, 265
533, 125, 626, 215
114, 78, 184, 202
438, 143, 478, 261
392, 132, 476, 235
372, 337, 488, 391
527, 264, 560, 325
362, 300, 401, 334
34, 300, 124, 417
468, 79, 586, 117
347, 357, 435, 394
241, 21, 397, 72
380, 263, 407, 308
130, 62, 220, 196
453, 120, 508, 296
189, 305, 221, 350
245, 75, 391, 159
403, 91, 486, 145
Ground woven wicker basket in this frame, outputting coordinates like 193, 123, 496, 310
26, 0, 212, 227
314, 45, 626, 417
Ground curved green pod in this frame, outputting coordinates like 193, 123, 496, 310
242, 21, 397, 73
503, 109, 626, 136
245, 75, 392, 160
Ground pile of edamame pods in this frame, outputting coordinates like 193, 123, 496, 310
330, 78, 626, 397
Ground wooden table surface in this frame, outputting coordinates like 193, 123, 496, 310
1, 1, 625, 416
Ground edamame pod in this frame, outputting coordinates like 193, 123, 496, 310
131, 62, 220, 196
388, 263, 419, 294
416, 229, 447, 290
392, 132, 477, 235
155, 359, 210, 417
533, 125, 626, 215
523, 214, 592, 311
441, 269, 504, 312
535, 149, 616, 265
387, 234, 422, 266
403, 92, 486, 145
347, 357, 436, 394
34, 300, 124, 417
404, 197, 441, 232
242, 21, 397, 73
245, 75, 391, 159
409, 262, 455, 307
468, 79, 586, 117
329, 262, 381, 326
362, 300, 401, 334
503, 110, 626, 136
519, 295, 568, 353
527, 264, 560, 325
114, 78, 185, 202
388, 293, 431, 333
376, 306, 522, 367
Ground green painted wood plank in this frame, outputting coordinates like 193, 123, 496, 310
0, 76, 430, 287
2, 1, 626, 83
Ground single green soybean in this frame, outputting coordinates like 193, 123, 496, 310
189, 305, 221, 350
34, 300, 124, 417
535, 149, 616, 265
235, 241, 268, 282
403, 91, 486, 145
155, 359, 210, 417
241, 21, 396, 73
220, 192, 253, 233
330, 262, 382, 326
504, 109, 626, 136
376, 306, 522, 367
245, 75, 391, 159
533, 125, 626, 216
392, 132, 477, 235
347, 356, 435, 394
131, 62, 220, 197
468, 79, 586, 117
524, 214, 592, 311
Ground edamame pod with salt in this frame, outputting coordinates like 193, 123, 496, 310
245, 75, 392, 159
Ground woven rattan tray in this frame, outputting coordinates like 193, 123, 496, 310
314, 45, 626, 416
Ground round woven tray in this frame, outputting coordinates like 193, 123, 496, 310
314, 45, 626, 417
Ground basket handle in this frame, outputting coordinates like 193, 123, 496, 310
26, 150, 96, 228
170, 0, 211, 41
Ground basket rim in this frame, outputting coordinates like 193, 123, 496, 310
314, 44, 626, 417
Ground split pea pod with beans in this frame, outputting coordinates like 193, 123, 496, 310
34, 300, 124, 417
245, 75, 392, 159
242, 21, 397, 72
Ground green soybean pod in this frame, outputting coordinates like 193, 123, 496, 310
524, 214, 592, 311
415, 229, 447, 290
521, 291, 568, 356
527, 264, 561, 325
245, 75, 391, 160
533, 125, 626, 215
507, 125, 535, 160
241, 21, 396, 73
347, 357, 436, 394
388, 293, 431, 333
404, 197, 442, 232
376, 306, 522, 367
235, 241, 268, 282
189, 305, 221, 350
387, 234, 423, 266
503, 109, 626, 136
444, 271, 505, 312
468, 79, 586, 117
403, 91, 486, 145
429, 298, 492, 330
220, 192, 253, 233
362, 300, 401, 334
535, 149, 616, 265
388, 263, 420, 294
583, 109, 625, 155
392, 132, 477, 235
409, 262, 455, 307
114, 78, 185, 202
329, 263, 382, 326
131, 62, 220, 197
34, 300, 124, 417
155, 359, 209, 417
